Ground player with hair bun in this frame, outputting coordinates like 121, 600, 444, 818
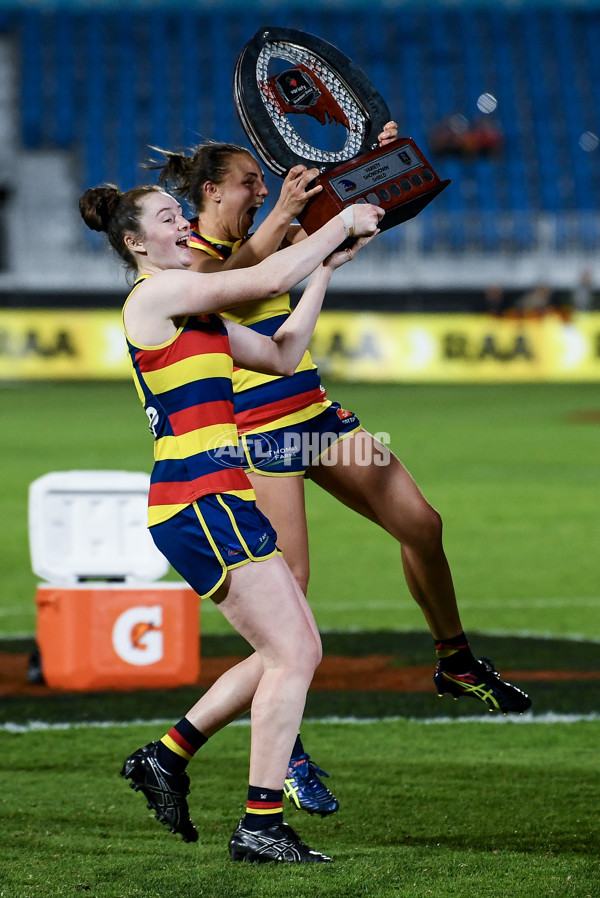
80, 181, 382, 862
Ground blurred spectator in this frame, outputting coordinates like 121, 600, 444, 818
484, 283, 506, 317
429, 114, 469, 157
517, 283, 553, 318
463, 116, 504, 157
430, 114, 503, 159
571, 268, 594, 312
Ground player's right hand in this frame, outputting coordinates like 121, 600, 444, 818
276, 165, 323, 219
350, 202, 385, 236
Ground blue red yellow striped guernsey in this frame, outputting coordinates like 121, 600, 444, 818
123, 275, 254, 527
189, 222, 331, 436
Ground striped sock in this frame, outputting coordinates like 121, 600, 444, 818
244, 786, 284, 832
156, 717, 208, 774
435, 632, 477, 673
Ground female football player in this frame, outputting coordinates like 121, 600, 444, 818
79, 181, 382, 862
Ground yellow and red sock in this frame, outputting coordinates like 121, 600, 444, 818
244, 786, 284, 832
435, 632, 476, 673
156, 717, 208, 774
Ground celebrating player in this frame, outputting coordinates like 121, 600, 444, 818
79, 182, 382, 862
148, 125, 532, 812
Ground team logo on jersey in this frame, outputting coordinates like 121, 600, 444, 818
336, 407, 355, 420
146, 406, 160, 438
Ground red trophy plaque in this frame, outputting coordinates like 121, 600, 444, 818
234, 27, 450, 234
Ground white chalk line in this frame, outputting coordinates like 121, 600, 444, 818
2, 712, 600, 735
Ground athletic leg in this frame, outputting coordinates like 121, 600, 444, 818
246, 471, 311, 595
309, 428, 462, 639
246, 470, 339, 816
121, 494, 323, 845
214, 557, 332, 862
122, 553, 326, 850
309, 429, 531, 715
154, 553, 320, 787
158, 477, 333, 817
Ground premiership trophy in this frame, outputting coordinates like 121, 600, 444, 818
233, 27, 450, 235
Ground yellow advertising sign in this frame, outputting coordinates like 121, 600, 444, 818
310, 311, 600, 382
0, 310, 130, 380
0, 308, 599, 382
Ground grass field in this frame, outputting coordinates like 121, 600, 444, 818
2, 720, 599, 897
1, 380, 599, 639
1, 380, 599, 897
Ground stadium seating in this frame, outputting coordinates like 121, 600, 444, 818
3, 2, 599, 254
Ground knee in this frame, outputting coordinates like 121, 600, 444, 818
423, 502, 444, 542
312, 633, 323, 668
401, 501, 444, 555
293, 629, 322, 676
304, 630, 323, 673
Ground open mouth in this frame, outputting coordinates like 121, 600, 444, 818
176, 236, 189, 247
246, 203, 262, 226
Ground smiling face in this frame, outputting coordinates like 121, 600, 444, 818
125, 191, 193, 273
203, 152, 269, 240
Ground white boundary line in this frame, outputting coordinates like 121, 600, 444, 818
2, 712, 600, 734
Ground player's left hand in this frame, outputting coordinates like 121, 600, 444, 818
378, 120, 398, 146
325, 232, 379, 270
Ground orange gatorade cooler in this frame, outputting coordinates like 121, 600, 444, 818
29, 471, 200, 691
35, 583, 200, 691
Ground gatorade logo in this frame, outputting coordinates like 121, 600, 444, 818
112, 606, 164, 666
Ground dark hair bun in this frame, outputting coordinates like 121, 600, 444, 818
79, 184, 122, 232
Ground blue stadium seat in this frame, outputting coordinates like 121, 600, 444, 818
6, 4, 600, 254
19, 9, 44, 149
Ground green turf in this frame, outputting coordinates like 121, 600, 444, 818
1, 381, 599, 638
2, 720, 598, 897
2, 380, 598, 896
0, 384, 600, 898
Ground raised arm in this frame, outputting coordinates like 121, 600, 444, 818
126, 203, 383, 345
225, 234, 376, 376
192, 124, 399, 275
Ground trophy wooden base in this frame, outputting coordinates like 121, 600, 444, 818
297, 137, 450, 235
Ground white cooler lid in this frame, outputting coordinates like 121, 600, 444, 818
29, 470, 170, 584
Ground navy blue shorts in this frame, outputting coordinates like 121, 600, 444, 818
149, 493, 279, 599
240, 401, 361, 476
